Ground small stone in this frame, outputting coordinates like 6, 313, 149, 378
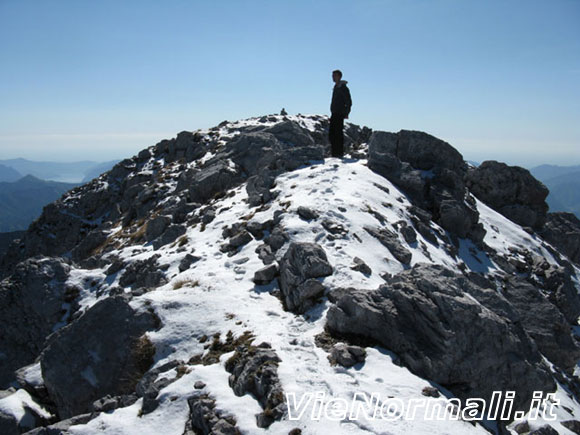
421, 386, 440, 398
297, 206, 319, 221
194, 381, 206, 390
350, 257, 372, 276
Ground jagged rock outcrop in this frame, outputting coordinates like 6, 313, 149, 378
466, 161, 549, 230
541, 265, 580, 324
368, 130, 485, 243
40, 296, 158, 418
0, 258, 70, 388
225, 342, 286, 428
184, 394, 240, 435
539, 212, 580, 265
326, 264, 555, 412
501, 277, 580, 371
279, 242, 333, 313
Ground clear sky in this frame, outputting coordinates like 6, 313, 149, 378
0, 0, 578, 167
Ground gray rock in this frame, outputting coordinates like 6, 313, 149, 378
179, 254, 201, 272
297, 206, 319, 221
542, 265, 580, 325
264, 120, 314, 147
24, 413, 93, 435
397, 221, 417, 244
321, 219, 348, 237
466, 161, 549, 230
15, 363, 48, 403
370, 130, 465, 173
326, 264, 555, 412
328, 344, 366, 367
246, 173, 275, 207
364, 226, 412, 265
188, 161, 241, 203
279, 243, 333, 313
529, 425, 559, 435
502, 277, 580, 372
265, 227, 288, 251
153, 224, 186, 249
0, 411, 19, 435
350, 257, 372, 276
229, 231, 253, 248
539, 212, 580, 265
119, 255, 167, 290
0, 258, 70, 388
562, 420, 580, 434
146, 216, 171, 242
184, 394, 239, 435
253, 264, 279, 285
194, 381, 206, 390
225, 343, 286, 428
368, 130, 486, 244
438, 199, 479, 239
40, 296, 158, 418
201, 207, 216, 224
256, 244, 275, 265
421, 386, 440, 398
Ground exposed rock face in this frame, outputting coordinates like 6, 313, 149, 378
539, 212, 580, 265
279, 242, 333, 313
542, 265, 580, 324
326, 264, 555, 411
368, 130, 485, 243
466, 161, 549, 230
0, 258, 70, 388
225, 342, 286, 428
501, 277, 580, 372
40, 296, 158, 418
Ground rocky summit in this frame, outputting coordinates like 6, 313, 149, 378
0, 114, 579, 435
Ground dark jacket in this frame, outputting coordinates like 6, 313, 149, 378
330, 80, 352, 118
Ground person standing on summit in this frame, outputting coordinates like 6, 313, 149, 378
329, 69, 352, 158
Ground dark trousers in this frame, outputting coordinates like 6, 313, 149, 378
329, 115, 344, 158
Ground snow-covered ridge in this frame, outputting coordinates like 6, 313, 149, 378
1, 114, 579, 435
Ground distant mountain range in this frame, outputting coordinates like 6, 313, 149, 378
0, 158, 118, 183
0, 175, 78, 232
0, 158, 119, 233
530, 164, 580, 218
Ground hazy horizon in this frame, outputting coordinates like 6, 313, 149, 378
1, 0, 579, 167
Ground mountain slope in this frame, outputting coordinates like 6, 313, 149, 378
0, 163, 22, 182
0, 175, 78, 232
0, 114, 579, 435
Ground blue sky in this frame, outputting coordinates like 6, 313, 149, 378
0, 0, 578, 167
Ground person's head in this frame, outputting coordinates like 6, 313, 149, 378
332, 69, 342, 84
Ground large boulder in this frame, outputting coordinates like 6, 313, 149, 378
369, 130, 465, 173
0, 258, 70, 388
466, 161, 549, 230
326, 264, 554, 412
539, 212, 580, 265
40, 296, 158, 418
279, 243, 333, 313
